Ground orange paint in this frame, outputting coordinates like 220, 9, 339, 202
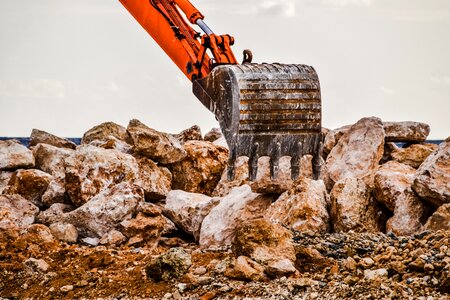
118, 0, 238, 81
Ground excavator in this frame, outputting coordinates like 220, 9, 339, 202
118, 0, 322, 181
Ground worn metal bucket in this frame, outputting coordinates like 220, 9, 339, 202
193, 63, 322, 181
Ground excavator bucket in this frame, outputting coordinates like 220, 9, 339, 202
193, 63, 322, 181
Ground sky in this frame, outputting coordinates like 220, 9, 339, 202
0, 0, 449, 139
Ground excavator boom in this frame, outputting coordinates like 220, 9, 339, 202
118, 0, 322, 180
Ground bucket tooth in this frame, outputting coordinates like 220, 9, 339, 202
291, 141, 303, 180
193, 63, 322, 181
227, 148, 237, 181
248, 143, 260, 181
270, 142, 281, 179
312, 141, 323, 180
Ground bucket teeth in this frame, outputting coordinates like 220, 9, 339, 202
193, 63, 322, 181
290, 141, 302, 180
227, 149, 237, 181
312, 141, 323, 180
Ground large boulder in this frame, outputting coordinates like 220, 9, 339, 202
424, 203, 450, 231
63, 182, 143, 238
413, 138, 450, 206
33, 143, 74, 206
390, 143, 438, 169
64, 145, 140, 206
266, 178, 329, 234
120, 212, 167, 246
383, 121, 430, 142
0, 139, 35, 170
33, 143, 73, 176
0, 194, 39, 230
199, 185, 274, 247
163, 190, 219, 241
2, 169, 53, 208
374, 161, 428, 235
213, 156, 318, 196
29, 129, 76, 149
330, 177, 384, 233
81, 121, 130, 144
322, 124, 352, 158
136, 156, 172, 200
169, 140, 228, 196
232, 218, 296, 265
325, 117, 385, 190
127, 119, 186, 164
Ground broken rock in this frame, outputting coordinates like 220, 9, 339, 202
199, 185, 274, 248
64, 144, 140, 206
170, 140, 228, 196
120, 212, 165, 240
163, 190, 219, 241
3, 169, 53, 208
63, 182, 144, 238
24, 258, 50, 273
330, 177, 384, 233
265, 258, 297, 278
36, 203, 74, 225
0, 194, 39, 230
225, 256, 268, 282
127, 119, 186, 164
413, 137, 450, 206
204, 128, 222, 142
0, 171, 13, 194
0, 139, 35, 170
33, 143, 73, 176
81, 121, 130, 144
390, 143, 438, 169
383, 121, 430, 143
325, 117, 385, 190
99, 230, 127, 246
322, 124, 352, 158
374, 161, 428, 235
424, 203, 450, 231
49, 223, 78, 243
88, 136, 133, 154
29, 128, 76, 149
174, 125, 203, 144
136, 156, 172, 201
232, 218, 296, 265
266, 177, 329, 234
33, 143, 74, 206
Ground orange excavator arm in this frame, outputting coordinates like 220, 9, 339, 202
118, 0, 323, 182
118, 0, 238, 81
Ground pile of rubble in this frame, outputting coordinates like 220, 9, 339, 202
0, 117, 448, 299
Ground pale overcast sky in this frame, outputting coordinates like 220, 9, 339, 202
0, 0, 449, 139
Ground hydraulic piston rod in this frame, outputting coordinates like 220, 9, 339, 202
196, 19, 214, 35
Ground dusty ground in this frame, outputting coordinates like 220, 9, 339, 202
1, 228, 449, 300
